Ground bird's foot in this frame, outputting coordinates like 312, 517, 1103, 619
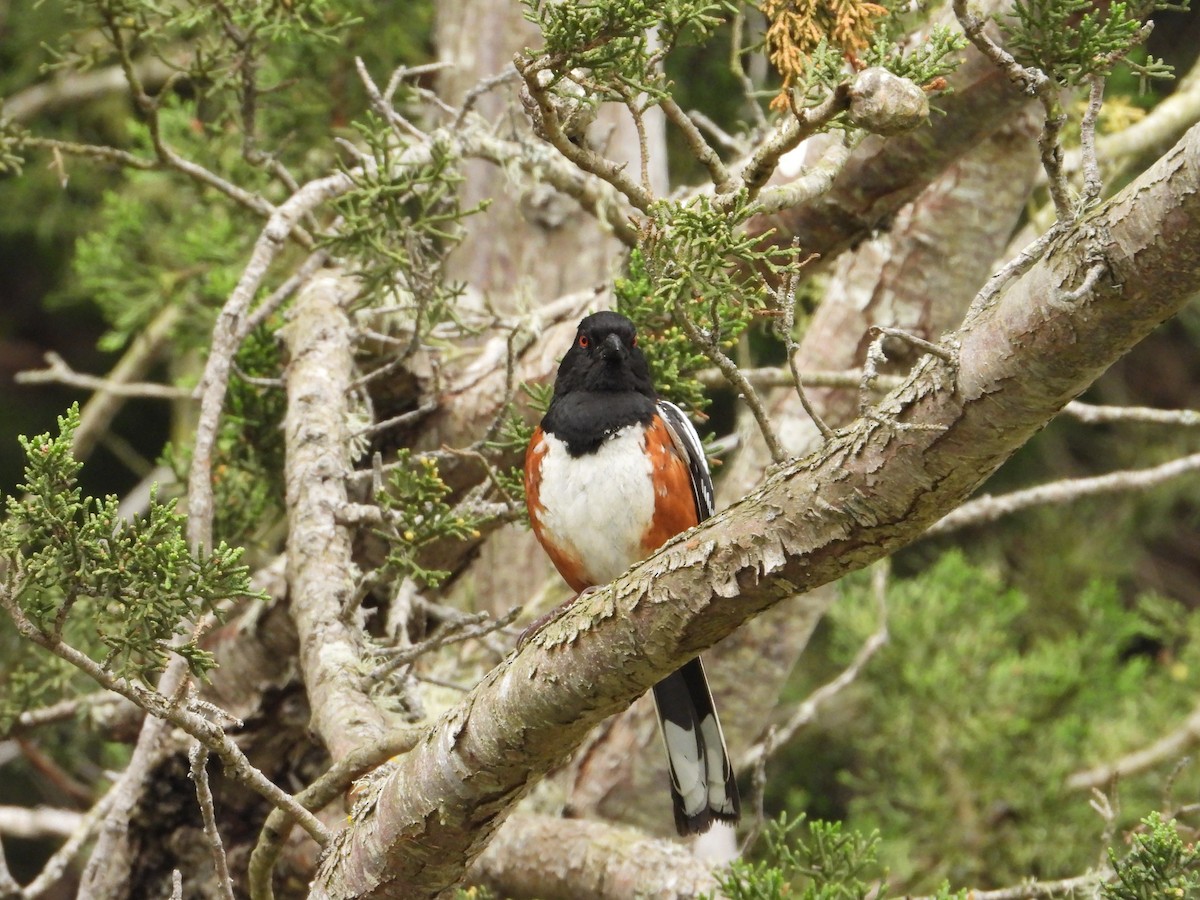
516, 586, 600, 650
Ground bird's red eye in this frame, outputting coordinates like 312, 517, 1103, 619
578, 334, 589, 348
631, 335, 637, 347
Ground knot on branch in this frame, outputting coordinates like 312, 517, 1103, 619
846, 68, 930, 137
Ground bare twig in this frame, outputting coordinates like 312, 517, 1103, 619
5, 58, 175, 123
455, 65, 521, 127
1072, 55, 1200, 182
23, 788, 118, 900
13, 693, 123, 731
859, 326, 955, 418
19, 136, 155, 170
661, 95, 731, 190
0, 805, 83, 839
909, 871, 1110, 900
516, 59, 656, 212
730, 10, 768, 133
13, 738, 92, 805
732, 82, 853, 203
703, 374, 1200, 427
1062, 402, 1200, 426
230, 362, 285, 390
740, 565, 889, 771
78, 693, 180, 896
352, 401, 439, 439
1037, 100, 1074, 221
470, 129, 640, 246
739, 724, 775, 854
412, 673, 471, 692
1080, 75, 1106, 203
687, 109, 748, 155
869, 325, 957, 364
962, 223, 1065, 329
188, 745, 235, 900
367, 607, 522, 683
243, 247, 333, 336
695, 365, 904, 391
443, 448, 522, 514
951, 0, 1076, 221
55, 303, 183, 463
187, 173, 357, 554
623, 94, 652, 193
773, 258, 832, 439
1161, 756, 1193, 814
752, 130, 858, 215
16, 352, 193, 400
1059, 258, 1109, 305
247, 731, 422, 900
951, 0, 1048, 97
927, 451, 1200, 537
1068, 702, 1200, 791
674, 294, 787, 464
356, 57, 430, 142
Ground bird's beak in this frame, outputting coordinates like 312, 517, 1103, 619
600, 333, 625, 361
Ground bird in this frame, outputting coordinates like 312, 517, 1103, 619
523, 309, 740, 836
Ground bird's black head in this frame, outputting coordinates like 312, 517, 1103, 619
541, 311, 658, 454
551, 311, 656, 401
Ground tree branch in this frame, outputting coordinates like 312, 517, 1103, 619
187, 169, 356, 554
282, 271, 390, 763
0, 805, 82, 840
470, 814, 724, 900
1067, 700, 1200, 791
4, 59, 177, 123
0, 590, 329, 847
16, 352, 193, 400
926, 451, 1200, 536
24, 790, 119, 900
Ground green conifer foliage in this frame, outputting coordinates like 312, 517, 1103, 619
0, 406, 262, 729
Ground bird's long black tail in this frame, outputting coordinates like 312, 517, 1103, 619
651, 656, 740, 836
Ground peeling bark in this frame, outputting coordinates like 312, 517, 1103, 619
309, 123, 1200, 900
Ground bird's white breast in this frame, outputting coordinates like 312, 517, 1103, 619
536, 426, 655, 586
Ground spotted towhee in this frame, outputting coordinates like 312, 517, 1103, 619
524, 310, 740, 836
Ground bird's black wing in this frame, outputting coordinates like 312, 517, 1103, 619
650, 399, 739, 835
